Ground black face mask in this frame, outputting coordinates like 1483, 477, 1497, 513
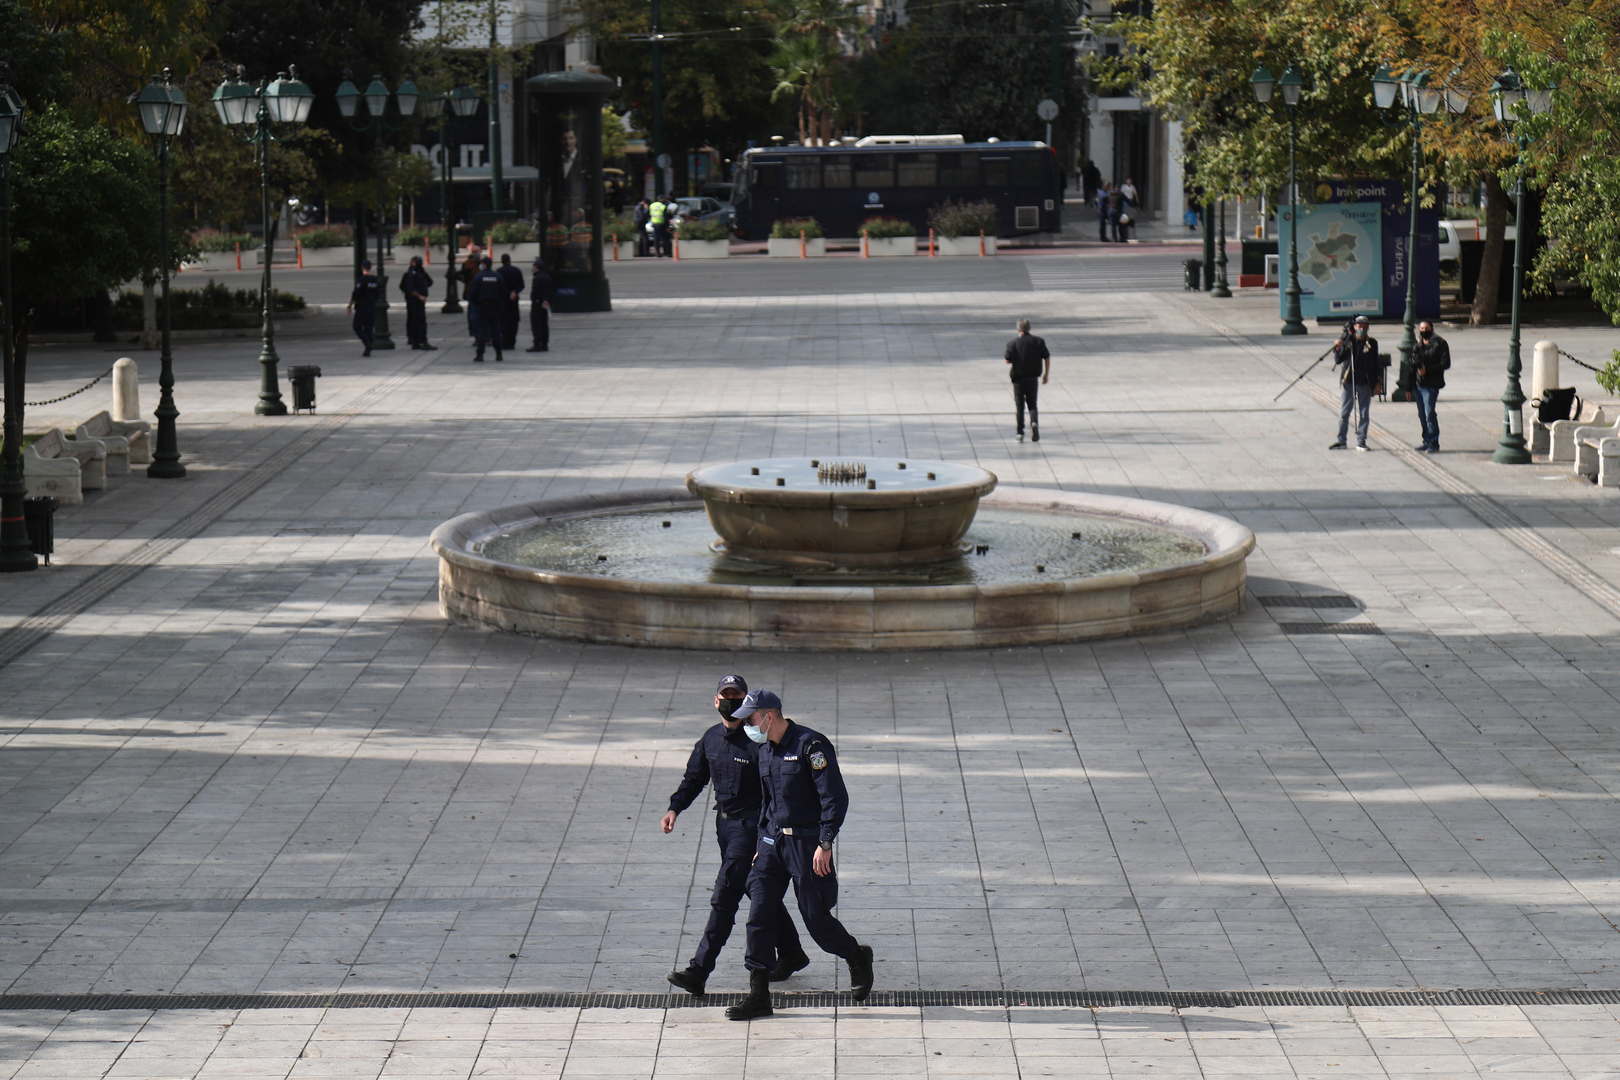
1419, 330, 1432, 339
717, 699, 741, 720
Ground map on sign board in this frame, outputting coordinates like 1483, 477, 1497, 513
1299, 223, 1360, 285
1278, 202, 1384, 318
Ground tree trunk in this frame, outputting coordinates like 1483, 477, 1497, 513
1472, 171, 1509, 326
140, 275, 158, 350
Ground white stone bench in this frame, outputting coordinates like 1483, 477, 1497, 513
1550, 400, 1612, 462
76, 410, 151, 472
1574, 416, 1620, 487
24, 428, 105, 503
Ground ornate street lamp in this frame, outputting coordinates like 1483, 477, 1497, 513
336, 71, 418, 350
419, 85, 480, 314
1373, 65, 1467, 400
213, 65, 313, 416
0, 68, 35, 570
134, 69, 191, 476
1252, 63, 1308, 335
1488, 67, 1555, 464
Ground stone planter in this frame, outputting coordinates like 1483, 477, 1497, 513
937, 234, 998, 256
183, 251, 245, 271
677, 238, 731, 260
280, 245, 353, 267
863, 235, 916, 257
488, 241, 541, 264
768, 237, 826, 258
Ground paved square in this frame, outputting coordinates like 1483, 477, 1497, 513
2, 250, 1619, 1076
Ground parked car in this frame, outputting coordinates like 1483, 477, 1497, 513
673, 196, 731, 227
1438, 219, 1517, 274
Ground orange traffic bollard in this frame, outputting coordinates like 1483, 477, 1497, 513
979, 230, 986, 256
861, 230, 869, 258
296, 237, 304, 268
800, 230, 806, 258
235, 242, 241, 271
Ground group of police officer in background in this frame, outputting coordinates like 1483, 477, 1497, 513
663, 676, 875, 1020
462, 253, 552, 362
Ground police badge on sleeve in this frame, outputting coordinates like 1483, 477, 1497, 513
809, 751, 828, 770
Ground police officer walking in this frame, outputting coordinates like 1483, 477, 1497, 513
464, 256, 506, 362
650, 197, 671, 258
346, 259, 381, 356
496, 253, 525, 350
399, 255, 435, 350
662, 675, 808, 997
725, 688, 874, 1021
527, 258, 552, 353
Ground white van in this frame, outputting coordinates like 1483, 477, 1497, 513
1438, 219, 1517, 273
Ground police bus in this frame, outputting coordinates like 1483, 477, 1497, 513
731, 135, 1063, 240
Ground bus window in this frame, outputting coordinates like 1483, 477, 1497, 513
938, 153, 978, 186
786, 160, 820, 189
897, 153, 937, 187
823, 156, 852, 188
1013, 152, 1044, 186
854, 154, 893, 187
752, 163, 781, 190
982, 156, 1010, 185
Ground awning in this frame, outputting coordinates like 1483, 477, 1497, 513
450, 166, 541, 184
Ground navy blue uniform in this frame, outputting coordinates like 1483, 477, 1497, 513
496, 262, 525, 349
464, 268, 505, 358
349, 274, 380, 348
744, 719, 860, 972
670, 724, 803, 975
399, 265, 433, 346
530, 265, 552, 350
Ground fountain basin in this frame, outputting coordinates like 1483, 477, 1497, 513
432, 486, 1255, 651
687, 458, 997, 567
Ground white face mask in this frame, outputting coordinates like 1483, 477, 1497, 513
743, 722, 768, 744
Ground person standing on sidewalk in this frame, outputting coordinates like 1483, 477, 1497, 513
1330, 315, 1381, 451
725, 688, 874, 1021
346, 259, 380, 356
496, 254, 525, 351
1004, 318, 1051, 443
1412, 320, 1450, 452
399, 255, 435, 350
526, 258, 552, 353
464, 256, 506, 363
649, 197, 672, 257
662, 675, 808, 998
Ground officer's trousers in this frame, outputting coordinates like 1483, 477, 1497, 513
692, 815, 802, 975
352, 307, 375, 348
404, 298, 427, 345
531, 302, 549, 349
744, 832, 858, 972
501, 300, 520, 349
471, 304, 502, 358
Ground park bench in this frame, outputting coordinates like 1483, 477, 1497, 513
75, 410, 151, 474
24, 428, 106, 503
1573, 415, 1620, 488
1549, 400, 1610, 462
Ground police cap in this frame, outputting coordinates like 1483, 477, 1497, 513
716, 674, 747, 696
730, 688, 781, 719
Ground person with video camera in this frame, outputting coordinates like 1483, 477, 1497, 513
1412, 320, 1450, 453
1329, 315, 1380, 451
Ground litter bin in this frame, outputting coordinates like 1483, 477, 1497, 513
288, 365, 321, 413
23, 496, 59, 565
1184, 259, 1203, 291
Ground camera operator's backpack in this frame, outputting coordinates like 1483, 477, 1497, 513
1535, 386, 1581, 424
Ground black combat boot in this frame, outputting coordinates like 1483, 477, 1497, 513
725, 969, 773, 1021
665, 966, 706, 997
769, 948, 810, 983
847, 944, 874, 1002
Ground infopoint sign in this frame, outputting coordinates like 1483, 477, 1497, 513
1316, 178, 1439, 319
1278, 202, 1384, 319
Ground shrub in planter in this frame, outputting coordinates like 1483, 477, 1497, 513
603, 213, 639, 242
771, 217, 823, 239
928, 199, 997, 239
487, 220, 535, 244
296, 227, 353, 249
193, 231, 258, 252
397, 226, 448, 246
676, 218, 731, 241
112, 281, 305, 329
861, 216, 915, 238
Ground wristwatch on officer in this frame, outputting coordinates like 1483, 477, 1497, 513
818, 840, 834, 852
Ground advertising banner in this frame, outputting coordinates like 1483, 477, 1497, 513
1315, 178, 1440, 319
1279, 202, 1384, 319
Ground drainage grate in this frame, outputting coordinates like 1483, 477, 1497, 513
1278, 623, 1384, 636
1254, 595, 1359, 610
1, 988, 1617, 1012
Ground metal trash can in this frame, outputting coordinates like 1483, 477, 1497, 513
23, 496, 60, 565
1184, 259, 1203, 291
288, 365, 321, 413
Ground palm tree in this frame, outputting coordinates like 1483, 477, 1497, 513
771, 36, 843, 145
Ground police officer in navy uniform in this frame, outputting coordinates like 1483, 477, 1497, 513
464, 256, 506, 362
661, 675, 808, 997
495, 253, 525, 350
399, 255, 435, 350
526, 258, 552, 353
346, 259, 381, 356
725, 688, 874, 1021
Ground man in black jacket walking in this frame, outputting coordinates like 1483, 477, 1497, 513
1004, 318, 1052, 443
1412, 320, 1450, 452
346, 259, 380, 356
1330, 315, 1381, 451
399, 256, 435, 350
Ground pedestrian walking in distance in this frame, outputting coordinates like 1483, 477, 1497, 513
464, 256, 506, 363
526, 258, 552, 353
725, 688, 874, 1021
496, 254, 525, 351
1330, 314, 1381, 451
1005, 318, 1051, 443
662, 675, 808, 998
1412, 319, 1450, 453
400, 255, 435, 350
346, 258, 380, 356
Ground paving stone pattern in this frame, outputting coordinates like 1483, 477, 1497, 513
2, 256, 1619, 1077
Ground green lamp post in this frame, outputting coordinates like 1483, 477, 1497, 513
336, 71, 419, 351
0, 69, 35, 570
1488, 67, 1554, 465
1252, 63, 1308, 335
213, 65, 314, 417
419, 85, 480, 314
135, 69, 193, 473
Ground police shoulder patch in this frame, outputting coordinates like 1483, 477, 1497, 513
809, 751, 828, 770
